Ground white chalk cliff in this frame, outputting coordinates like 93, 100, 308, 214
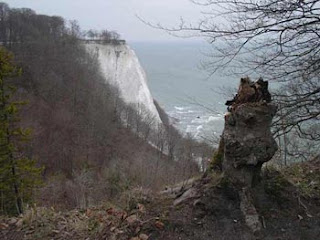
85, 43, 162, 125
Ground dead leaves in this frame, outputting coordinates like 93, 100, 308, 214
154, 220, 165, 230
0, 201, 165, 240
130, 233, 149, 240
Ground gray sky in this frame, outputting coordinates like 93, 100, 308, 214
7, 0, 203, 42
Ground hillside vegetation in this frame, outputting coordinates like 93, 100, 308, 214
0, 2, 212, 214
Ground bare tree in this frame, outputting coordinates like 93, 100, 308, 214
86, 29, 98, 39
150, 0, 320, 161
109, 31, 120, 40
140, 111, 156, 141
165, 125, 181, 161
100, 29, 111, 40
68, 20, 81, 38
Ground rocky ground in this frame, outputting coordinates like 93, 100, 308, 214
1, 158, 320, 240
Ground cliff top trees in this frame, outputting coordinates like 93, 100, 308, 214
84, 29, 122, 43
0, 2, 66, 46
0, 47, 42, 215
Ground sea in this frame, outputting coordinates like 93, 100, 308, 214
130, 41, 239, 142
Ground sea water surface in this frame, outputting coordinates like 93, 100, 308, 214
131, 41, 239, 141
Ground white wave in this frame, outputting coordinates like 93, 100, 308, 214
176, 110, 196, 114
191, 118, 206, 124
174, 106, 185, 111
186, 125, 193, 133
176, 111, 189, 114
207, 116, 223, 122
197, 125, 203, 130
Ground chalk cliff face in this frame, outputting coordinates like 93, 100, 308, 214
85, 43, 162, 124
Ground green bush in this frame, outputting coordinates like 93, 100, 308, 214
0, 47, 43, 215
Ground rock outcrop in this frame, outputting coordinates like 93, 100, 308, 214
222, 77, 277, 187
223, 103, 278, 187
222, 78, 278, 233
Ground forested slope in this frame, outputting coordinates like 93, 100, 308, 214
0, 3, 211, 210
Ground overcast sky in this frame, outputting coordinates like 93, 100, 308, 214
7, 0, 204, 42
